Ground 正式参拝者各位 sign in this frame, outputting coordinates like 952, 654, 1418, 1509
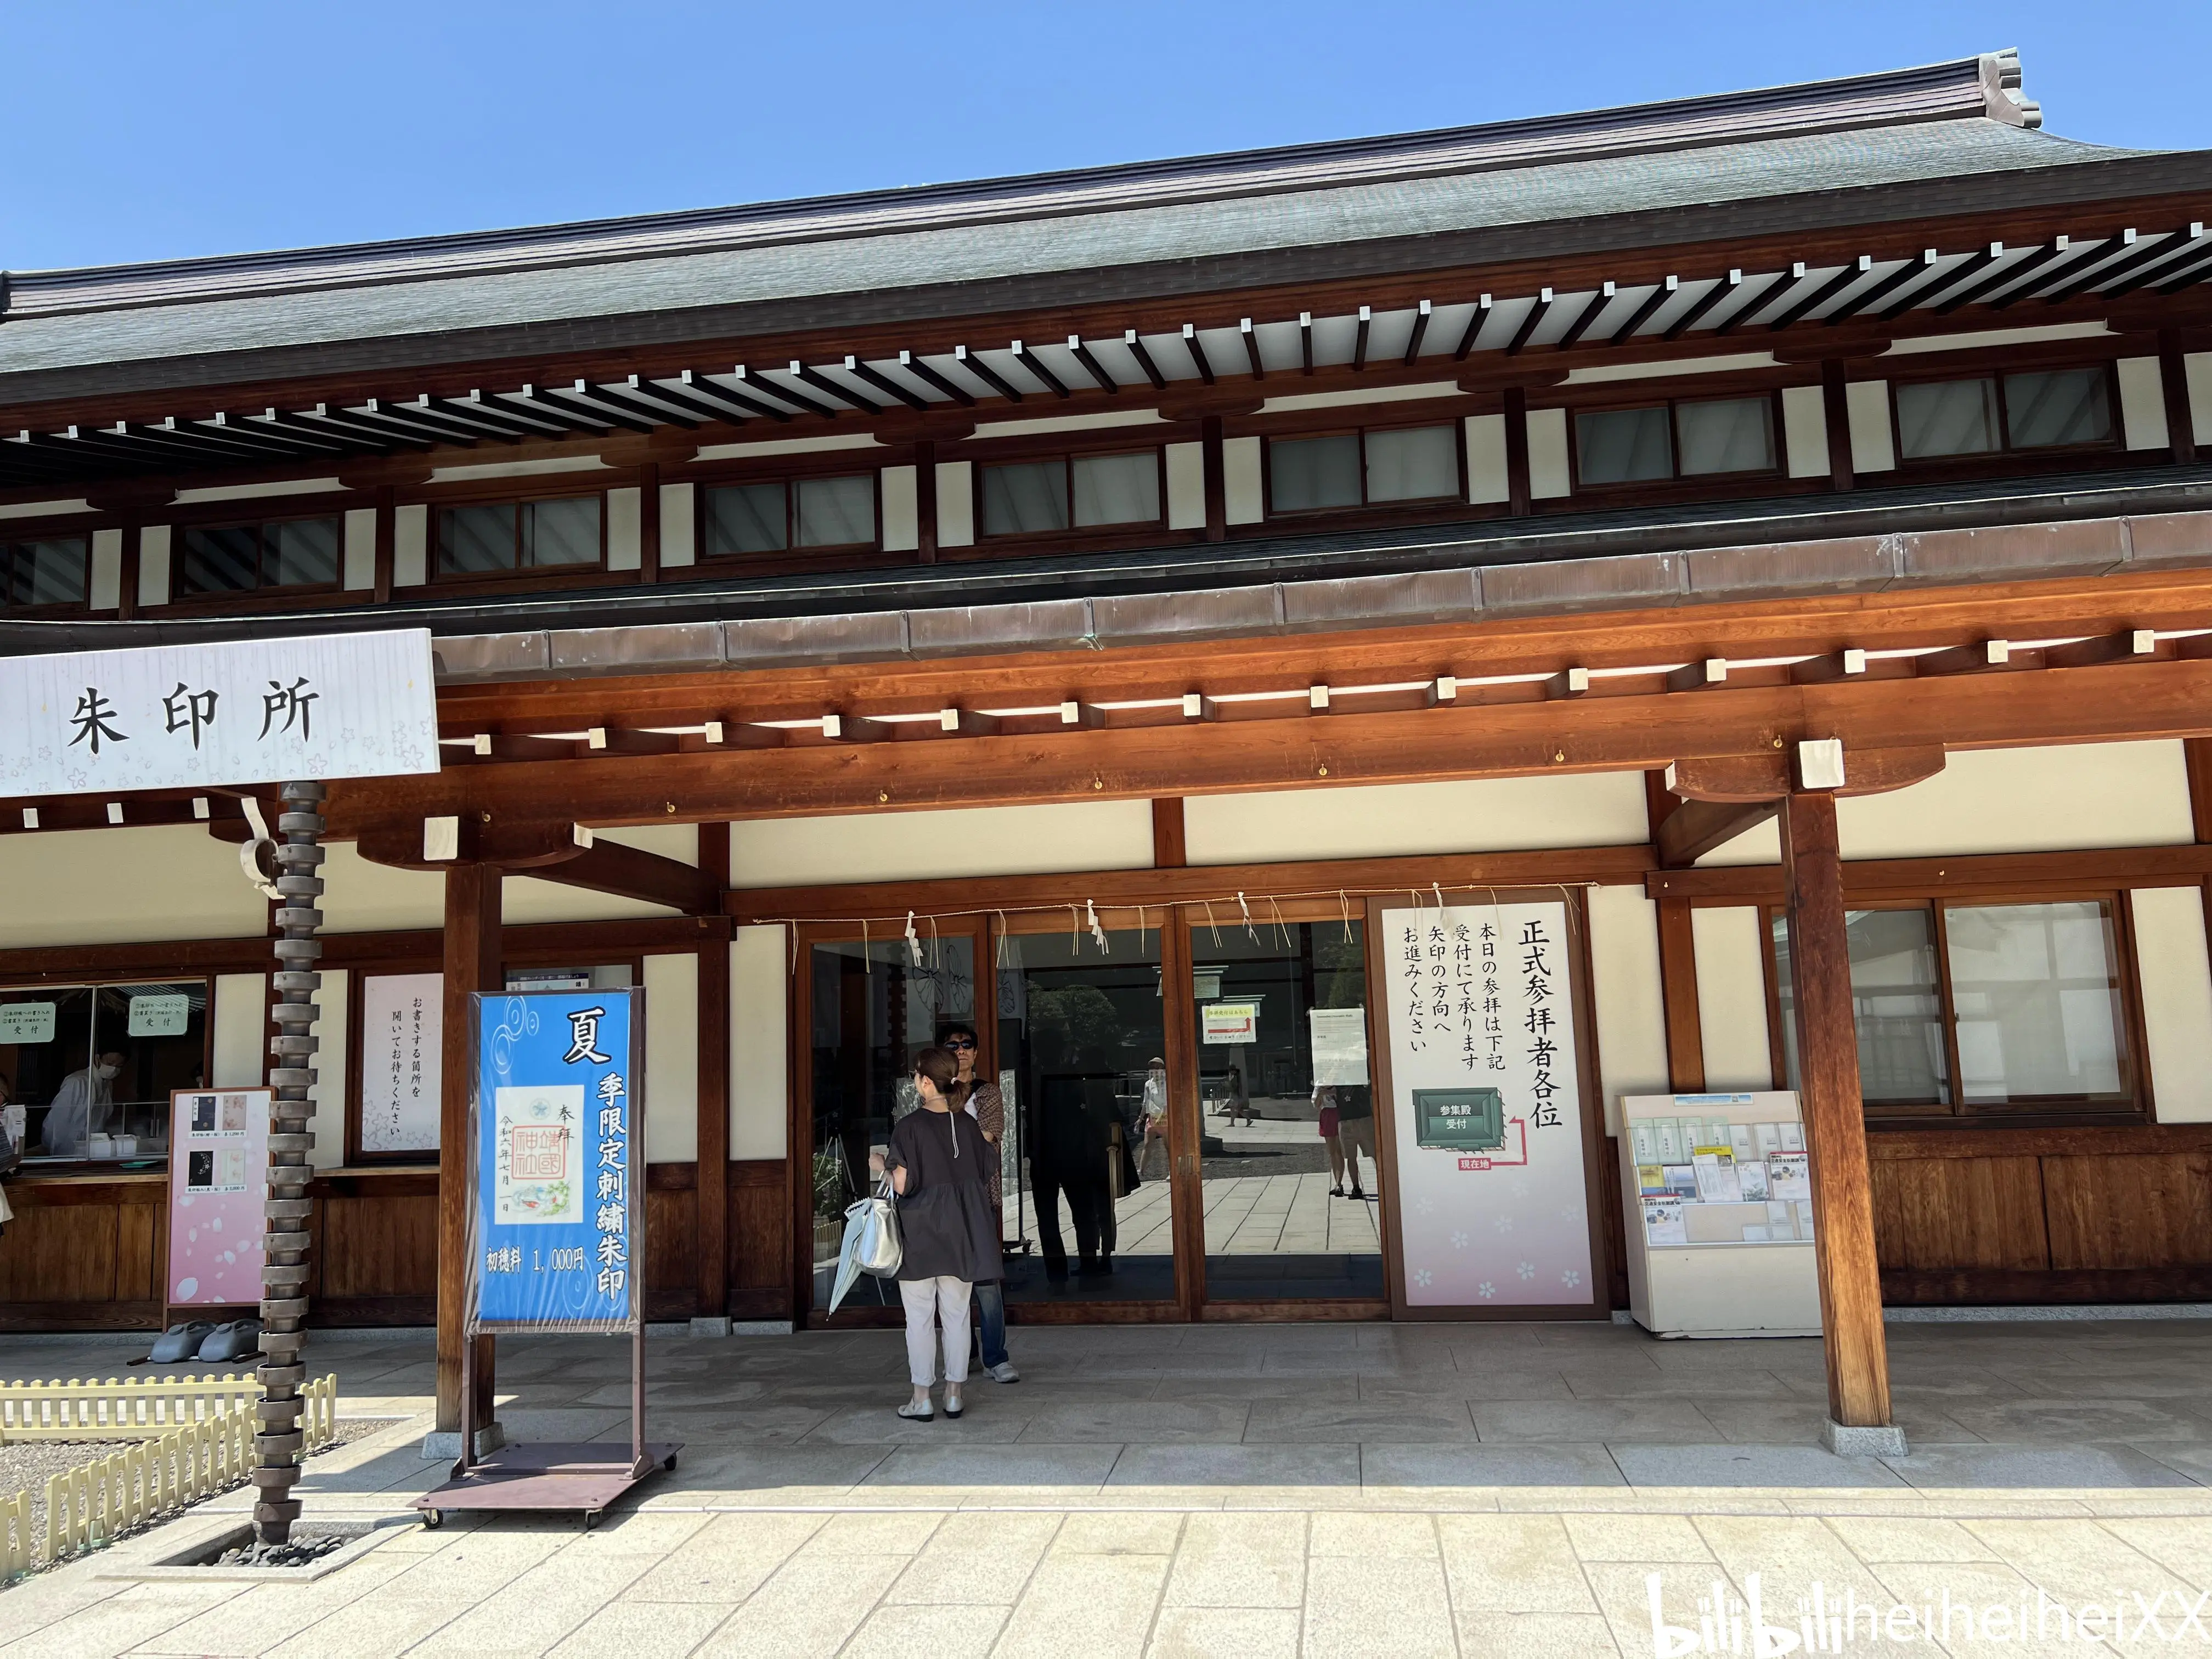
0, 629, 439, 796
470, 989, 642, 1333
1381, 901, 1593, 1308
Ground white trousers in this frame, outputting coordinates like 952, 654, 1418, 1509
899, 1276, 972, 1388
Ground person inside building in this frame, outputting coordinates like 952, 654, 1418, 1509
939, 1021, 1018, 1384
1136, 1056, 1170, 1180
871, 1046, 1001, 1421
42, 1049, 121, 1159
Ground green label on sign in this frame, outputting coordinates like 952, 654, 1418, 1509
1412, 1087, 1505, 1151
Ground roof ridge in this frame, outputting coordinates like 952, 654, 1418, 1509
3, 50, 2041, 322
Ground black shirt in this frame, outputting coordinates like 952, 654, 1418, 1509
885, 1105, 1002, 1283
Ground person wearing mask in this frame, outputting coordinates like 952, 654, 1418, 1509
871, 1047, 1000, 1421
44, 1050, 121, 1159
940, 1022, 1017, 1385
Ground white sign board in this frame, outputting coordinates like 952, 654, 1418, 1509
361, 972, 442, 1154
0, 1002, 55, 1044
1308, 1006, 1369, 1086
0, 629, 439, 797
1201, 1000, 1259, 1043
127, 994, 190, 1037
1382, 901, 1593, 1309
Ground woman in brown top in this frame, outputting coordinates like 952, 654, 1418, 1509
941, 1022, 1017, 1384
871, 1046, 1000, 1420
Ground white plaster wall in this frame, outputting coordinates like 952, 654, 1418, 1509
308, 970, 347, 1170
1587, 884, 1670, 1135
1526, 407, 1571, 498
315, 825, 699, 932
0, 826, 268, 947
139, 525, 173, 606
1781, 385, 1828, 478
659, 481, 697, 567
1691, 905, 1773, 1090
2131, 886, 2212, 1124
643, 952, 699, 1163
342, 507, 377, 590
1222, 437, 1264, 523
1184, 773, 1649, 866
2116, 358, 2169, 451
1846, 380, 1895, 472
935, 461, 974, 546
1165, 442, 1206, 529
1699, 742, 2194, 866
90, 529, 122, 610
727, 801, 1152, 888
731, 925, 789, 1159
393, 504, 427, 586
880, 466, 919, 552
211, 974, 266, 1088
606, 486, 642, 571
1464, 414, 1509, 504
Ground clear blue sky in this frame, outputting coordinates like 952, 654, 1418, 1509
7, 1, 2208, 273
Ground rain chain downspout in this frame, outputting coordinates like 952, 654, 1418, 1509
252, 780, 326, 1546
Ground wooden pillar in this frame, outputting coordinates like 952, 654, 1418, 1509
1502, 387, 1532, 516
373, 486, 396, 603
639, 462, 662, 584
436, 862, 501, 1439
915, 441, 938, 563
1820, 360, 1855, 492
1779, 789, 1894, 1440
117, 514, 142, 621
2183, 740, 2212, 946
1160, 908, 1205, 1321
695, 825, 732, 1322
1201, 416, 1226, 542
2159, 329, 2197, 467
1644, 772, 1705, 1091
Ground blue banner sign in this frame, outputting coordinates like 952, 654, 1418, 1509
468, 989, 642, 1333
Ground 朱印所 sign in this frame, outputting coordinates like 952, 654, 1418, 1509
469, 989, 642, 1333
0, 629, 439, 797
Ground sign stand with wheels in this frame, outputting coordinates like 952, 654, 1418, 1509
413, 987, 678, 1530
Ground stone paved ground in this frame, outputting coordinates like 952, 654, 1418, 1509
5, 1317, 2211, 1656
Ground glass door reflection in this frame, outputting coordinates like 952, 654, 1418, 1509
1190, 918, 1383, 1302
806, 933, 977, 1313
994, 927, 1174, 1305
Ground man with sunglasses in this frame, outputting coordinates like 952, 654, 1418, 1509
940, 1022, 1018, 1383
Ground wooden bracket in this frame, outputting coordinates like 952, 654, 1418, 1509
1657, 798, 1779, 867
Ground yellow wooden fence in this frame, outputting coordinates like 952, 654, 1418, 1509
0, 1375, 337, 1578
0, 1372, 264, 1442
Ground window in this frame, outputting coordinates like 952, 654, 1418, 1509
1267, 424, 1459, 514
980, 451, 1162, 536
0, 535, 89, 607
701, 475, 876, 557
1770, 898, 2132, 1118
1895, 368, 2113, 460
1575, 396, 1776, 486
436, 496, 601, 574
179, 517, 340, 595
1, 980, 208, 1162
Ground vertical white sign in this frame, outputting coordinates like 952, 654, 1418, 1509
360, 973, 442, 1153
1382, 901, 1592, 1308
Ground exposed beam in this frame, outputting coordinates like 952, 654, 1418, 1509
952, 345, 1022, 402
1823, 250, 1938, 324
2038, 228, 2175, 304
844, 357, 930, 411
1352, 306, 1372, 370
1887, 243, 2005, 319
1009, 341, 1069, 398
1657, 798, 1777, 867
788, 361, 878, 414
531, 836, 721, 915
1505, 289, 1555, 355
728, 365, 820, 417
1716, 266, 1798, 334
1068, 337, 1120, 394
1452, 296, 1494, 358
1181, 324, 1215, 386
2097, 224, 2211, 298
1937, 240, 2064, 313
1239, 318, 1265, 380
1119, 331, 1167, 391
1648, 841, 2212, 903
1767, 258, 1871, 330
1554, 285, 1613, 349
1662, 270, 1742, 341
682, 370, 791, 422
588, 381, 701, 430
1401, 300, 1432, 364
896, 352, 977, 408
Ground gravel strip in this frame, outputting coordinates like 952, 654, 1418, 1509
2, 1417, 402, 1583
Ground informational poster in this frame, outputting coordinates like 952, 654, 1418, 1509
166, 1087, 272, 1308
1202, 1000, 1260, 1043
1308, 1007, 1369, 1086
361, 973, 442, 1154
469, 989, 642, 1333
1381, 901, 1593, 1308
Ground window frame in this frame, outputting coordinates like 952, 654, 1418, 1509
1262, 416, 1469, 520
175, 512, 345, 599
973, 446, 1169, 541
1888, 360, 2122, 467
428, 488, 609, 584
1567, 390, 1786, 493
696, 465, 885, 565
1758, 889, 2151, 1128
0, 529, 94, 614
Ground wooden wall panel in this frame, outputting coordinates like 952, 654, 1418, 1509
113, 1202, 158, 1303
2044, 1152, 2212, 1269
645, 1186, 697, 1299
0, 1204, 120, 1302
729, 1159, 791, 1316
320, 1195, 438, 1299
1868, 1155, 2048, 1272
